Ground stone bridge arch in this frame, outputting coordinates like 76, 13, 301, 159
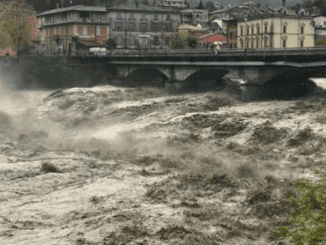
124, 67, 169, 87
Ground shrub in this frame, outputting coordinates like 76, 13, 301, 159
276, 174, 326, 245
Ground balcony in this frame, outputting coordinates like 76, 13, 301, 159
41, 17, 109, 27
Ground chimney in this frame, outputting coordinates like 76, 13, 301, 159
282, 0, 285, 7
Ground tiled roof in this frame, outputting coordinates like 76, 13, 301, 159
180, 9, 208, 13
36, 5, 106, 17
107, 2, 177, 12
210, 7, 235, 14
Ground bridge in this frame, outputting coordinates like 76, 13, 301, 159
21, 47, 326, 101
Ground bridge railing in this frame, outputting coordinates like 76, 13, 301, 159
27, 46, 326, 58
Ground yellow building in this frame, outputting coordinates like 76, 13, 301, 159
237, 9, 314, 49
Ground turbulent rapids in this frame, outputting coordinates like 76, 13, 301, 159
0, 77, 326, 244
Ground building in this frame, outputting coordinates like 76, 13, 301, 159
313, 15, 326, 45
209, 7, 234, 19
237, 11, 315, 49
178, 24, 209, 40
36, 5, 109, 51
107, 2, 179, 49
223, 19, 237, 48
180, 9, 208, 25
154, 0, 188, 9
197, 21, 221, 33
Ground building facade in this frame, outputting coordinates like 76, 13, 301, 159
180, 9, 208, 25
154, 0, 187, 9
237, 15, 314, 49
107, 2, 179, 49
313, 15, 326, 45
36, 5, 109, 51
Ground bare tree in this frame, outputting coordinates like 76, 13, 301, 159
0, 0, 33, 50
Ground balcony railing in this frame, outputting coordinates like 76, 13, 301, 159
41, 17, 108, 26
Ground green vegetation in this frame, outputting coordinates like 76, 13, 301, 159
0, 1, 33, 50
277, 173, 326, 245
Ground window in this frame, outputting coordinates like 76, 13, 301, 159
283, 39, 286, 48
251, 27, 254, 35
83, 25, 87, 35
60, 13, 67, 19
324, 21, 326, 26
80, 12, 90, 18
154, 14, 158, 21
246, 40, 249, 48
256, 40, 259, 48
78, 26, 83, 34
166, 23, 172, 31
264, 38, 268, 47
154, 23, 159, 31
129, 36, 134, 45
283, 26, 286, 33
251, 40, 253, 48
300, 40, 304, 47
197, 14, 199, 18
141, 23, 147, 32
116, 22, 122, 31
167, 14, 171, 20
247, 27, 249, 35
117, 36, 122, 45
301, 12, 304, 16
257, 27, 260, 34
301, 26, 304, 34
101, 27, 106, 36
45, 16, 51, 21
154, 36, 159, 45
240, 39, 243, 48
96, 26, 101, 35
241, 29, 243, 36
264, 25, 267, 33
230, 32, 232, 38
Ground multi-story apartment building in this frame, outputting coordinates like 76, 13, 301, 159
180, 9, 208, 25
107, 2, 179, 49
237, 10, 315, 49
36, 5, 109, 51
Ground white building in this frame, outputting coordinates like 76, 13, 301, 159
313, 15, 326, 45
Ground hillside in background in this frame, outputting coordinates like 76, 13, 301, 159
21, 0, 304, 13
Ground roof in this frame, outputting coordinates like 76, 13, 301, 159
210, 7, 235, 15
180, 8, 208, 13
107, 2, 177, 12
198, 21, 221, 30
178, 24, 205, 30
197, 33, 227, 43
36, 5, 106, 17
